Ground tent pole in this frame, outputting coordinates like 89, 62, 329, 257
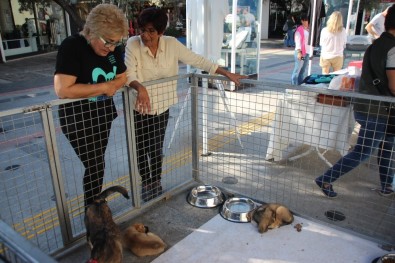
308, 0, 317, 76
346, 0, 354, 35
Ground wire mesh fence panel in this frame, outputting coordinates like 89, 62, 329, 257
157, 77, 196, 195
196, 76, 395, 246
51, 91, 134, 239
0, 219, 57, 263
0, 109, 63, 254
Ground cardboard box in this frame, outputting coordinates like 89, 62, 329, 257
348, 60, 363, 69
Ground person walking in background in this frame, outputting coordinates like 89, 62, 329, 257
54, 4, 128, 208
285, 14, 295, 47
291, 14, 310, 85
319, 11, 347, 74
315, 4, 395, 198
241, 8, 255, 27
125, 7, 247, 202
366, 6, 389, 41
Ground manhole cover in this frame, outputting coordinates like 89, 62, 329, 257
325, 210, 346, 221
222, 177, 238, 184
5, 164, 20, 171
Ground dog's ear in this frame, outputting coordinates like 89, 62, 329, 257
144, 226, 149, 233
133, 223, 146, 233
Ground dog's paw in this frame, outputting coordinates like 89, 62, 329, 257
268, 223, 280, 229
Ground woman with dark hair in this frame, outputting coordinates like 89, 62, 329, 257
291, 14, 310, 85
315, 4, 395, 198
125, 7, 247, 202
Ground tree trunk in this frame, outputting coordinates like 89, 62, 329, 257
53, 0, 84, 30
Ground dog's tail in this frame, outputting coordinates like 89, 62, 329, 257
96, 186, 130, 201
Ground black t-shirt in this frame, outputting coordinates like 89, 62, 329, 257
56, 34, 126, 121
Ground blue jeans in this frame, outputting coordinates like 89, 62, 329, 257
317, 111, 394, 190
291, 51, 309, 85
286, 30, 295, 47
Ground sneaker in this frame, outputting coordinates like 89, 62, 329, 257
379, 187, 394, 197
315, 178, 337, 198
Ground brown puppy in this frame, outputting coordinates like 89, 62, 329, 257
247, 203, 294, 233
85, 186, 130, 263
123, 223, 166, 257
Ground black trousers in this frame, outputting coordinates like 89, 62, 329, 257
133, 110, 169, 185
59, 101, 116, 207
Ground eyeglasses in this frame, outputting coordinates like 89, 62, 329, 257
99, 36, 124, 48
139, 28, 157, 36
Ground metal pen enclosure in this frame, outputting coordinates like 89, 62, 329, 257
0, 74, 394, 258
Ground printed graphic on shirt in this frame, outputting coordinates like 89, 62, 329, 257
92, 66, 117, 83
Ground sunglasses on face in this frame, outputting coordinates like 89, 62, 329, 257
99, 36, 124, 48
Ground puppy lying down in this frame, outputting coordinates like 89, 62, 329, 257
247, 203, 294, 233
123, 223, 166, 257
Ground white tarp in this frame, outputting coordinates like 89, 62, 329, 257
153, 214, 386, 263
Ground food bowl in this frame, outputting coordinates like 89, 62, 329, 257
220, 197, 256, 223
187, 185, 224, 208
375, 253, 395, 263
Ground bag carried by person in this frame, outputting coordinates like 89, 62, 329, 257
365, 45, 395, 135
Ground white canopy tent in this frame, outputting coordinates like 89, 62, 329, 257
186, 0, 229, 63
180, 0, 243, 155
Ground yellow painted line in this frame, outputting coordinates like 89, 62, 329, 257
9, 112, 274, 241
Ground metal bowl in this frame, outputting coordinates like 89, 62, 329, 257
220, 197, 256, 223
376, 253, 395, 263
187, 185, 224, 208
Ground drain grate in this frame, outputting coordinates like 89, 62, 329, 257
5, 164, 20, 171
325, 210, 346, 221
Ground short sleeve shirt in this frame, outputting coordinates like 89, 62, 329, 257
56, 34, 126, 119
369, 13, 385, 37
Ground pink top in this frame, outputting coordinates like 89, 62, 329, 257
295, 25, 307, 56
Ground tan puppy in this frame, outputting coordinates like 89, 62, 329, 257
123, 223, 166, 257
85, 186, 130, 263
247, 203, 294, 233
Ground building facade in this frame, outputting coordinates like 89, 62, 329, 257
1, 0, 392, 62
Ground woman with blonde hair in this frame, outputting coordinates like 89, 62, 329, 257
55, 4, 128, 208
319, 11, 347, 74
